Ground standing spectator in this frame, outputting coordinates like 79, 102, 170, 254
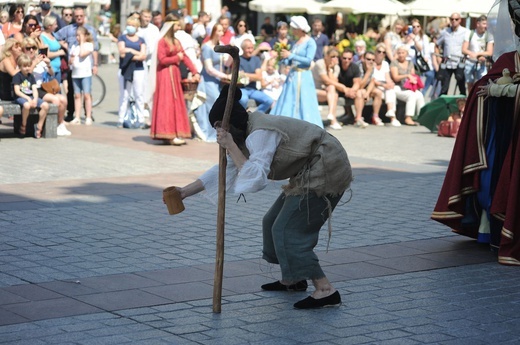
192, 11, 209, 45
384, 18, 406, 62
269, 21, 294, 51
68, 26, 94, 125
260, 16, 274, 42
175, 17, 202, 73
117, 16, 147, 129
150, 15, 200, 145
55, 6, 99, 121
194, 24, 231, 142
436, 12, 468, 95
390, 45, 425, 125
61, 8, 73, 25
273, 16, 322, 128
337, 49, 368, 128
218, 16, 234, 45
12, 53, 49, 138
22, 37, 70, 136
372, 43, 399, 126
312, 47, 342, 129
238, 39, 273, 112
0, 10, 8, 29
40, 16, 66, 84
231, 19, 255, 56
352, 39, 366, 63
180, 8, 193, 25
461, 15, 494, 93
358, 51, 385, 126
152, 11, 163, 30
96, 3, 112, 36
407, 19, 436, 96
311, 18, 329, 61
36, 0, 66, 32
138, 9, 160, 120
2, 4, 24, 39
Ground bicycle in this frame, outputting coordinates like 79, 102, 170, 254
91, 74, 106, 107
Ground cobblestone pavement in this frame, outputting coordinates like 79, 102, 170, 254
1, 64, 519, 344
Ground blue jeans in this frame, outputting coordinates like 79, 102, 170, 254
239, 87, 273, 113
464, 61, 487, 84
421, 69, 436, 96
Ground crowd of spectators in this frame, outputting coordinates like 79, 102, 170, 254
0, 1, 494, 140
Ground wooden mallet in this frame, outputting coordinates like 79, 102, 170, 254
212, 44, 240, 313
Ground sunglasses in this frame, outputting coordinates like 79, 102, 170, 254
25, 46, 37, 50
28, 23, 38, 27
15, 10, 24, 14
450, 18, 461, 21
63, 13, 72, 17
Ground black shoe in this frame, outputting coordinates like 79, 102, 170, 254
261, 280, 308, 292
294, 291, 341, 309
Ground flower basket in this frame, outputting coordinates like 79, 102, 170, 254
181, 80, 198, 101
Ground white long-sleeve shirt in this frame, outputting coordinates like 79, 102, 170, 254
199, 129, 282, 203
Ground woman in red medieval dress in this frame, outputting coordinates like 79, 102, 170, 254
431, 0, 520, 265
150, 14, 200, 145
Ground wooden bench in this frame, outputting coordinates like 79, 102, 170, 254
0, 100, 58, 138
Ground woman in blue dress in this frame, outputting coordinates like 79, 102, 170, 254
273, 16, 322, 128
194, 23, 232, 142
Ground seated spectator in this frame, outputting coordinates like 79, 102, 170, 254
390, 44, 425, 126
238, 39, 273, 113
336, 49, 368, 128
12, 53, 49, 138
260, 16, 274, 42
261, 58, 285, 108
372, 43, 399, 126
358, 51, 384, 126
0, 38, 22, 101
231, 19, 255, 56
352, 39, 366, 63
22, 37, 70, 135
311, 47, 342, 129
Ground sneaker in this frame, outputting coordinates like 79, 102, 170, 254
385, 110, 396, 118
85, 118, 93, 126
327, 114, 335, 121
329, 122, 342, 130
172, 137, 186, 146
390, 118, 402, 127
355, 119, 369, 128
57, 123, 71, 136
372, 116, 384, 126
69, 117, 81, 125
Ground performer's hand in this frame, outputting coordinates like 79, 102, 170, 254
476, 79, 494, 100
216, 127, 234, 149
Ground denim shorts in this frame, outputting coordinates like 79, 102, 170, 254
15, 96, 44, 108
72, 76, 92, 94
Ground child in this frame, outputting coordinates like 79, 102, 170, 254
261, 58, 285, 108
12, 54, 49, 138
69, 26, 94, 125
447, 97, 466, 124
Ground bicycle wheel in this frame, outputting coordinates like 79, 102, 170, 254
91, 74, 106, 107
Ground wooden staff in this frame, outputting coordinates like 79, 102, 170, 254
212, 45, 240, 313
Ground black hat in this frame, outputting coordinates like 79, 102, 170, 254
209, 85, 249, 131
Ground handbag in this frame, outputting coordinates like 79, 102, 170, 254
437, 120, 460, 137
403, 74, 424, 91
414, 51, 430, 74
41, 76, 60, 94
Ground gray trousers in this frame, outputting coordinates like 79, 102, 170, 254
262, 192, 343, 282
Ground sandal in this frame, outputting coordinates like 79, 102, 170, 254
34, 124, 42, 139
19, 125, 26, 136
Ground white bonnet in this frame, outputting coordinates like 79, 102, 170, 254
290, 16, 310, 33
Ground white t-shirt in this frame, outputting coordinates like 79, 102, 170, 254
70, 42, 94, 78
372, 61, 390, 83
464, 30, 494, 62
138, 23, 160, 64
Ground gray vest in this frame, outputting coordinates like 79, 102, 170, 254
247, 112, 352, 197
